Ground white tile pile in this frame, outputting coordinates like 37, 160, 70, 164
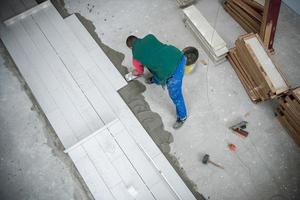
183, 5, 228, 63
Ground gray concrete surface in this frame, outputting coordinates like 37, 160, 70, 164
0, 0, 300, 200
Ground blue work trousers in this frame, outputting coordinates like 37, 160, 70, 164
153, 56, 187, 119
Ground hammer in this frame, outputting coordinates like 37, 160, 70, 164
202, 154, 224, 169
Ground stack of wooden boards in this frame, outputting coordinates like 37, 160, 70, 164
228, 33, 289, 103
276, 88, 300, 147
183, 5, 228, 63
224, 0, 264, 34
0, 1, 197, 199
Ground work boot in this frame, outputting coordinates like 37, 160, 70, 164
173, 117, 187, 129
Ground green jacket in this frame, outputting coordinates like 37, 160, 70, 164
132, 34, 183, 85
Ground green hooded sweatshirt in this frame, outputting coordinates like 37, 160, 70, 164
132, 34, 183, 85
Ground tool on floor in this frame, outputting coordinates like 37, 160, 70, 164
229, 121, 249, 138
202, 154, 224, 169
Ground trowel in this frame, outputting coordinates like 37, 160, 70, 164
124, 71, 141, 82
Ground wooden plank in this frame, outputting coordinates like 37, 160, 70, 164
242, 0, 264, 13
292, 88, 300, 102
228, 48, 261, 102
64, 14, 127, 90
70, 147, 115, 200
229, 0, 261, 30
232, 0, 262, 22
259, 0, 281, 50
224, 2, 255, 33
224, 1, 259, 33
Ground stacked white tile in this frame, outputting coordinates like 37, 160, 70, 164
183, 5, 228, 63
0, 1, 197, 199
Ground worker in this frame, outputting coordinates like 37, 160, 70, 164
126, 34, 187, 129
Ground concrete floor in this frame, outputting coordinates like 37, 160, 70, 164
1, 0, 300, 199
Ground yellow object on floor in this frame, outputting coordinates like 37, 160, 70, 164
185, 63, 196, 74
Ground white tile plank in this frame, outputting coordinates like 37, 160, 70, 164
183, 5, 226, 51
21, 16, 104, 135
112, 128, 161, 187
71, 147, 116, 200
150, 181, 177, 200
153, 153, 197, 200
0, 25, 57, 115
9, 21, 93, 145
95, 129, 123, 162
82, 138, 122, 188
32, 7, 116, 125
68, 143, 86, 163
111, 155, 156, 200
64, 14, 127, 90
47, 109, 78, 148
95, 130, 155, 200
110, 182, 135, 200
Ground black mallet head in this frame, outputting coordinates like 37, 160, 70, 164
202, 154, 210, 164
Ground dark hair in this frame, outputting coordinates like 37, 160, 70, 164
126, 35, 137, 48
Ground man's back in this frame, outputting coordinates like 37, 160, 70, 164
132, 34, 183, 84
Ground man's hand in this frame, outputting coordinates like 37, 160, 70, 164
132, 70, 143, 76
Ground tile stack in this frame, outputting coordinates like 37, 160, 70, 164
228, 33, 289, 103
276, 88, 300, 147
183, 5, 228, 63
223, 0, 264, 33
